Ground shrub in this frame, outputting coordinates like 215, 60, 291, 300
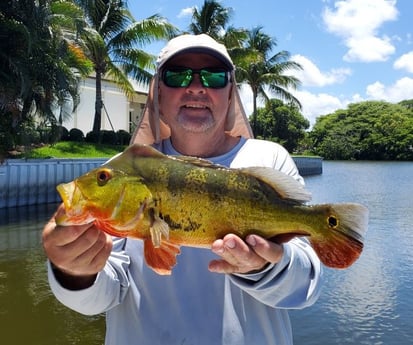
117, 130, 131, 145
44, 125, 70, 144
101, 130, 118, 145
19, 125, 40, 145
57, 126, 70, 141
86, 130, 100, 143
69, 128, 84, 142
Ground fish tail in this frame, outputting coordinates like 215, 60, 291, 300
309, 203, 368, 269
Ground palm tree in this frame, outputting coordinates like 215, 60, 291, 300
235, 27, 302, 133
188, 0, 248, 74
189, 0, 232, 39
0, 0, 92, 139
74, 0, 177, 133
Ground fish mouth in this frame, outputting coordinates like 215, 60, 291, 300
56, 181, 82, 212
56, 181, 93, 225
335, 226, 364, 244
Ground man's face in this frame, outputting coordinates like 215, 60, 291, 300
158, 53, 232, 135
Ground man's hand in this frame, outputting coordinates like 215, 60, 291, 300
42, 204, 113, 289
208, 234, 284, 274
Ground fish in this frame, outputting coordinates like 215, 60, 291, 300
56, 144, 368, 275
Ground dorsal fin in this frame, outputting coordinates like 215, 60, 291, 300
240, 167, 312, 203
173, 155, 225, 168
105, 144, 165, 166
125, 144, 166, 158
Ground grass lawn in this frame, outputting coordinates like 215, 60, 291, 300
23, 141, 127, 159
19, 141, 320, 160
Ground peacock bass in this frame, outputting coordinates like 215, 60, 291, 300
56, 144, 368, 275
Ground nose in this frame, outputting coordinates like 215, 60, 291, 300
186, 73, 206, 93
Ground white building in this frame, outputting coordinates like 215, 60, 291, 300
64, 76, 148, 135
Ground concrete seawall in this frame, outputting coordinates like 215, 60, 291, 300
292, 156, 323, 176
0, 156, 322, 209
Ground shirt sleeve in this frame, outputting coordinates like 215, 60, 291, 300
47, 237, 131, 316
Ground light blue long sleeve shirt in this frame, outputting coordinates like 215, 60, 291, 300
48, 138, 322, 345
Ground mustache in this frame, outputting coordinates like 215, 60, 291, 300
180, 95, 210, 104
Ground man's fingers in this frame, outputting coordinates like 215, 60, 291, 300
246, 235, 284, 264
210, 234, 268, 274
67, 231, 113, 275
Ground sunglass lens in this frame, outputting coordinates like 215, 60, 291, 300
200, 70, 227, 88
164, 69, 192, 87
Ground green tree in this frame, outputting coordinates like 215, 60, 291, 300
399, 99, 413, 110
0, 0, 92, 152
255, 99, 309, 152
234, 27, 302, 134
189, 0, 232, 39
187, 0, 247, 50
310, 100, 413, 160
74, 0, 177, 132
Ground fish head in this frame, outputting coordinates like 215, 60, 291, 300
56, 165, 153, 232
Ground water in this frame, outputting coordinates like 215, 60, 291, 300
290, 161, 413, 345
0, 161, 412, 345
0, 204, 105, 345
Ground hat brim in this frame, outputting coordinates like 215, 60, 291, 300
160, 47, 234, 71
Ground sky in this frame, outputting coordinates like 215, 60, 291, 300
128, 0, 413, 126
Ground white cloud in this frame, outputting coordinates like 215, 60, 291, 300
239, 82, 347, 126
366, 77, 413, 102
344, 35, 395, 62
394, 51, 413, 73
322, 0, 398, 62
177, 7, 194, 18
291, 54, 352, 87
293, 90, 345, 125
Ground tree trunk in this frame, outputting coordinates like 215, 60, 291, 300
93, 71, 103, 133
252, 88, 258, 134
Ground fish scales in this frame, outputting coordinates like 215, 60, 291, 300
56, 144, 369, 275
142, 161, 289, 241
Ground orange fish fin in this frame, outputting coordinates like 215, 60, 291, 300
310, 233, 363, 269
310, 203, 368, 269
144, 238, 181, 275
240, 167, 312, 204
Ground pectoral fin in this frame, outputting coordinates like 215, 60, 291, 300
143, 238, 181, 275
149, 209, 170, 247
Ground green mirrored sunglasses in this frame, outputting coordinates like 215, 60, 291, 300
161, 67, 230, 89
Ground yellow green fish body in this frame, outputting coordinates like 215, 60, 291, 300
56, 144, 368, 275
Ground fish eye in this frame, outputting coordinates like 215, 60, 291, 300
96, 169, 112, 186
328, 215, 338, 228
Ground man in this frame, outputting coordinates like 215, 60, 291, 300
43, 34, 322, 345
